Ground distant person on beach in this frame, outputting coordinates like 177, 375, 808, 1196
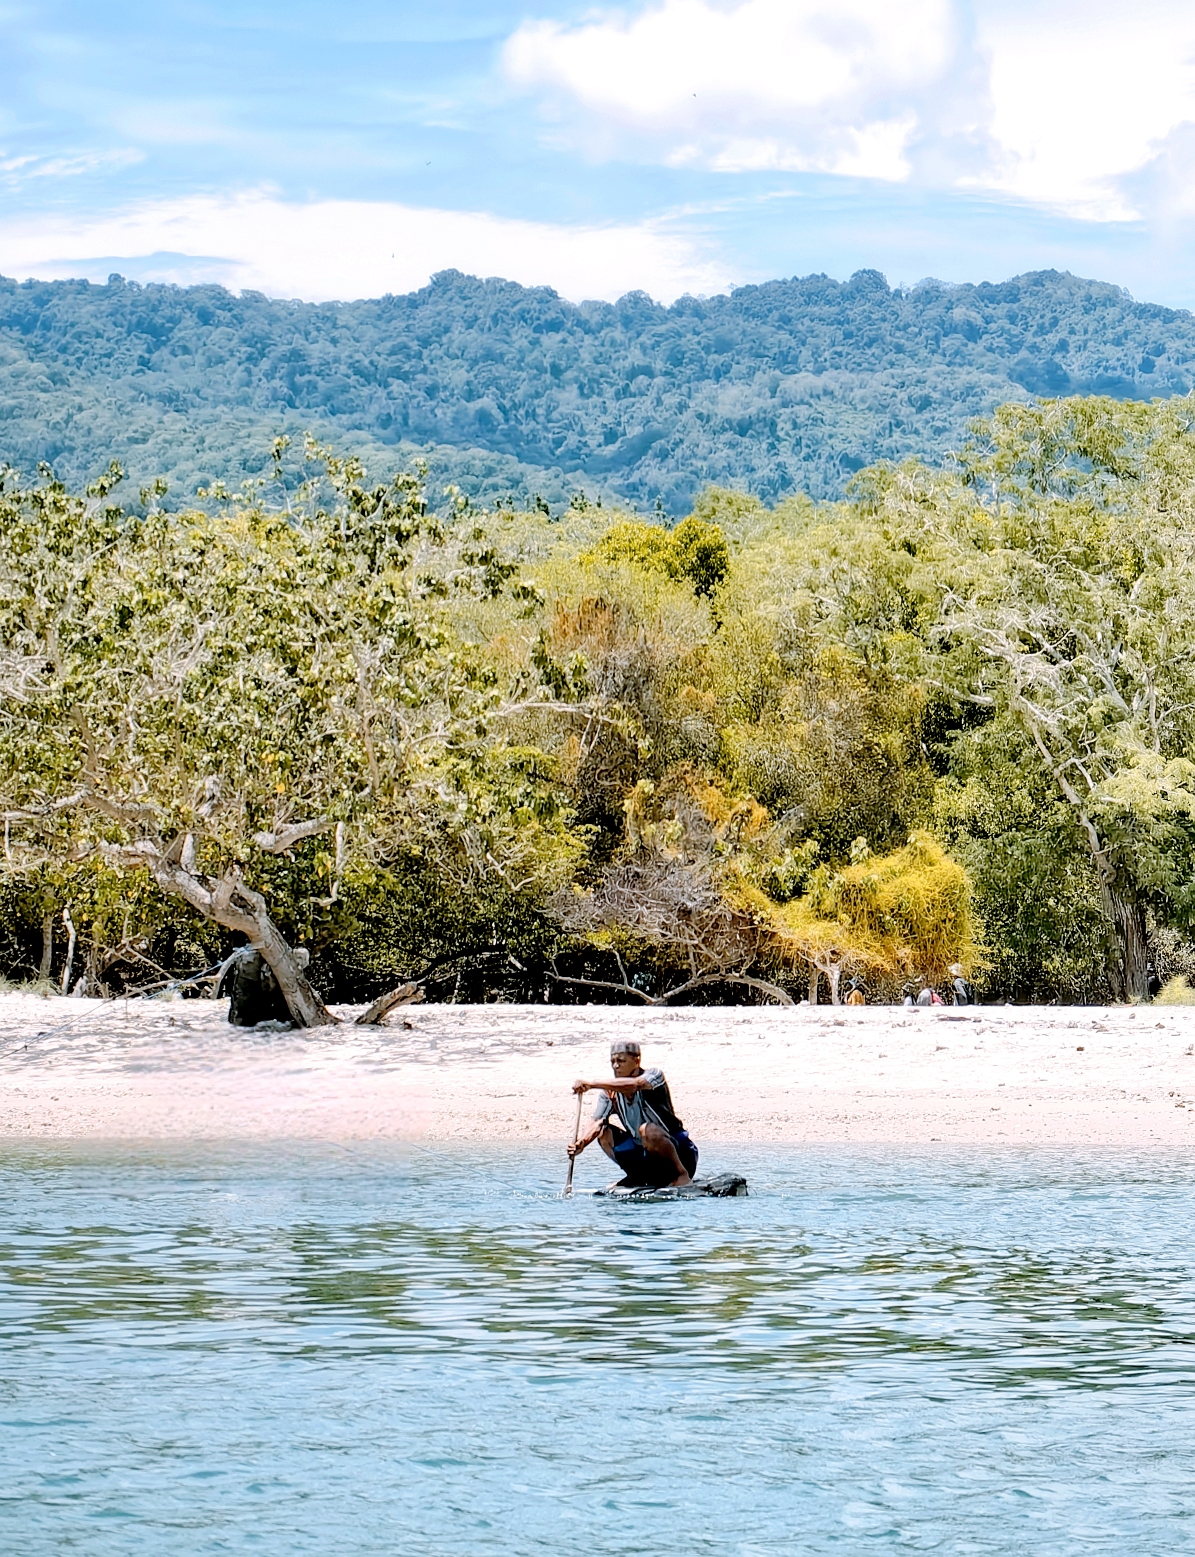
916, 981, 944, 1006
568, 1039, 698, 1188
846, 979, 866, 1006
949, 965, 974, 1005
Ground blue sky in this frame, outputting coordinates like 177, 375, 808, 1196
2, 0, 1195, 307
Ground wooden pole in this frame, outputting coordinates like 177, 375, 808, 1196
563, 1091, 584, 1197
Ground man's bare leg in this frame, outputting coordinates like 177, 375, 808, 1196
595, 1124, 641, 1188
640, 1122, 692, 1187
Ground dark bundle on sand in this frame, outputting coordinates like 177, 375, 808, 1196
218, 948, 307, 1027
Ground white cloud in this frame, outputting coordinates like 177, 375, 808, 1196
0, 190, 734, 304
504, 0, 955, 181
503, 0, 1195, 219
675, 114, 918, 179
0, 147, 143, 184
976, 0, 1195, 220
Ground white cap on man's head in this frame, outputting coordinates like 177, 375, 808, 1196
610, 1039, 641, 1057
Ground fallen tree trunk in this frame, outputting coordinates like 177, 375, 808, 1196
354, 983, 425, 1025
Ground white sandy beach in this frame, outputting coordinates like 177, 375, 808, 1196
2, 993, 1195, 1147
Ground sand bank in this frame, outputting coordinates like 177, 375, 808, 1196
3, 993, 1195, 1147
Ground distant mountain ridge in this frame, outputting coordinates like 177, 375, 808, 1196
2, 266, 1194, 511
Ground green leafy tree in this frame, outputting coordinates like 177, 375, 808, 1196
0, 452, 578, 1020
933, 723, 1111, 1001
847, 397, 1195, 998
549, 773, 794, 1004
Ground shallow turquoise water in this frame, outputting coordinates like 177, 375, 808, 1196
3, 1145, 1195, 1554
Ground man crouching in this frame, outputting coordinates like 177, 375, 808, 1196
568, 1039, 698, 1188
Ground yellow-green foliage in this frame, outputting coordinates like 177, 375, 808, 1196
1155, 976, 1195, 1006
753, 831, 979, 983
584, 516, 729, 598
621, 767, 770, 860
687, 487, 767, 541
716, 647, 930, 857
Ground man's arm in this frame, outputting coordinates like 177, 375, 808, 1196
571, 1075, 654, 1096
567, 1121, 604, 1159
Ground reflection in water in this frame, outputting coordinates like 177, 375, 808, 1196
2, 1145, 1194, 1554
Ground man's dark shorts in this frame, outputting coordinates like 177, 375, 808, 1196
611, 1128, 699, 1187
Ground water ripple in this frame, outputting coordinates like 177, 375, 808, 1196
3, 1144, 1194, 1554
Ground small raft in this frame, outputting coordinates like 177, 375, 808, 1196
592, 1172, 748, 1201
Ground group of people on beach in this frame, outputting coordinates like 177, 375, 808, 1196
845, 966, 974, 1007
904, 965, 974, 1006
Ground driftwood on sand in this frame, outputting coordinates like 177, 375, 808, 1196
354, 983, 426, 1025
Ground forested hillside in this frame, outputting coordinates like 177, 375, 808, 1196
3, 267, 1195, 511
